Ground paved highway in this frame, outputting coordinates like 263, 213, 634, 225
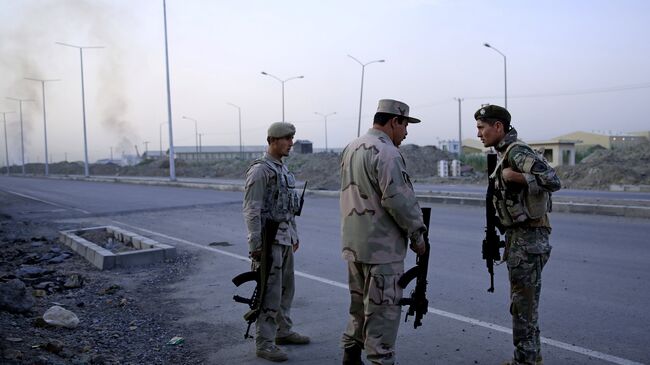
1, 176, 648, 364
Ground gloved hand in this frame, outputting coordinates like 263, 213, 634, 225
409, 231, 426, 256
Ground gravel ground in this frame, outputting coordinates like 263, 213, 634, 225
0, 215, 205, 365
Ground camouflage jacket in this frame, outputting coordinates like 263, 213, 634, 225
340, 128, 426, 264
493, 128, 562, 228
243, 153, 299, 252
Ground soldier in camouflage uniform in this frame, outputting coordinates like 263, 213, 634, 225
475, 105, 561, 365
243, 122, 310, 362
339, 99, 427, 365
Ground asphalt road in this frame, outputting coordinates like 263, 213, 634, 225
1, 176, 648, 365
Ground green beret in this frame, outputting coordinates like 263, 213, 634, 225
474, 104, 511, 124
267, 122, 296, 138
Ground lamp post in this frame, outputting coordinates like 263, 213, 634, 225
1, 111, 14, 175
6, 97, 34, 175
25, 77, 60, 176
226, 102, 243, 158
314, 112, 336, 151
159, 121, 167, 158
260, 72, 304, 122
181, 116, 199, 153
483, 43, 507, 109
348, 55, 385, 137
162, 0, 176, 180
56, 42, 103, 177
454, 97, 464, 157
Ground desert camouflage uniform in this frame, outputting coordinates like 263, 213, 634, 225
340, 128, 426, 365
243, 152, 300, 349
493, 128, 561, 365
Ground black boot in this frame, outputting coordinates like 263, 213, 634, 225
342, 346, 364, 365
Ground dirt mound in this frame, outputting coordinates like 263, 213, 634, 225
556, 141, 650, 189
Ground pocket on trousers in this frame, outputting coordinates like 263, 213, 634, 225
369, 273, 402, 306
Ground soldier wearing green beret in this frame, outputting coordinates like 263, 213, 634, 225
339, 99, 427, 365
475, 105, 561, 365
243, 121, 310, 362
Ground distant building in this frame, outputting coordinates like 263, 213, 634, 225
174, 146, 266, 161
438, 139, 460, 154
461, 139, 486, 155
142, 150, 166, 159
527, 140, 577, 167
293, 140, 313, 154
554, 131, 649, 150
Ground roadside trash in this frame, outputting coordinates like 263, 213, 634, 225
166, 336, 184, 345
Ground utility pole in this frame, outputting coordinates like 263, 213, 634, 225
6, 97, 34, 175
144, 141, 149, 157
454, 97, 464, 157
1, 111, 14, 175
110, 147, 113, 161
25, 77, 60, 176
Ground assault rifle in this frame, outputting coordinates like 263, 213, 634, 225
295, 181, 308, 216
483, 153, 505, 293
232, 220, 280, 338
398, 207, 431, 329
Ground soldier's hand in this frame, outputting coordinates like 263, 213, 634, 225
250, 249, 262, 262
502, 167, 526, 185
292, 241, 300, 253
409, 233, 426, 256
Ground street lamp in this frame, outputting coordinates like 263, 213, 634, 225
162, 0, 176, 180
314, 112, 336, 151
227, 102, 243, 158
181, 116, 199, 153
56, 42, 103, 177
159, 121, 167, 158
454, 97, 464, 157
1, 111, 14, 175
483, 43, 508, 109
25, 77, 60, 176
6, 97, 34, 175
348, 55, 385, 137
260, 71, 304, 122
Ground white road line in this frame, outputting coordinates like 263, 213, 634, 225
5, 190, 91, 214
112, 221, 645, 365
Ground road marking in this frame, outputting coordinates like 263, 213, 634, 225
113, 221, 644, 365
4, 190, 91, 214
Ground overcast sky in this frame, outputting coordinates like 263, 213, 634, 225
1, 0, 649, 164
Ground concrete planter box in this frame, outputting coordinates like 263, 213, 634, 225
59, 226, 176, 270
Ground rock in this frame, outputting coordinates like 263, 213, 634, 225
33, 317, 48, 328
48, 253, 71, 264
43, 305, 80, 328
44, 339, 64, 354
15, 265, 50, 278
64, 274, 83, 289
0, 279, 35, 313
99, 284, 121, 295
34, 281, 55, 290
6, 337, 23, 342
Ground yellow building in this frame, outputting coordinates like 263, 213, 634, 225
554, 131, 649, 150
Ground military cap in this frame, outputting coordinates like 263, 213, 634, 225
267, 122, 296, 138
376, 99, 421, 123
474, 104, 511, 124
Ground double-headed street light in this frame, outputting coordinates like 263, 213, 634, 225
6, 97, 34, 175
181, 116, 199, 153
483, 43, 508, 109
25, 77, 60, 176
1, 111, 14, 175
348, 55, 385, 137
56, 41, 104, 177
227, 102, 243, 158
314, 111, 336, 151
261, 71, 304, 122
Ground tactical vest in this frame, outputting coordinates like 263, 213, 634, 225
250, 158, 301, 223
490, 141, 552, 227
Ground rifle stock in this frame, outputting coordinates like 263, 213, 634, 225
232, 219, 280, 338
398, 207, 431, 329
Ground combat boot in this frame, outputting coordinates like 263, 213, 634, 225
256, 344, 288, 362
342, 345, 364, 365
275, 332, 310, 345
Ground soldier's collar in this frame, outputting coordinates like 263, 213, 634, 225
264, 152, 284, 165
495, 128, 518, 152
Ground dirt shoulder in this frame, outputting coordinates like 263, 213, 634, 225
0, 215, 206, 365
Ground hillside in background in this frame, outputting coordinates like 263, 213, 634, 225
7, 142, 650, 191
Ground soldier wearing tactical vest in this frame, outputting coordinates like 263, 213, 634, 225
243, 122, 310, 362
475, 105, 561, 365
339, 99, 427, 365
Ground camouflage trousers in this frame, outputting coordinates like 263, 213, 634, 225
505, 227, 552, 365
342, 261, 404, 365
255, 244, 295, 349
